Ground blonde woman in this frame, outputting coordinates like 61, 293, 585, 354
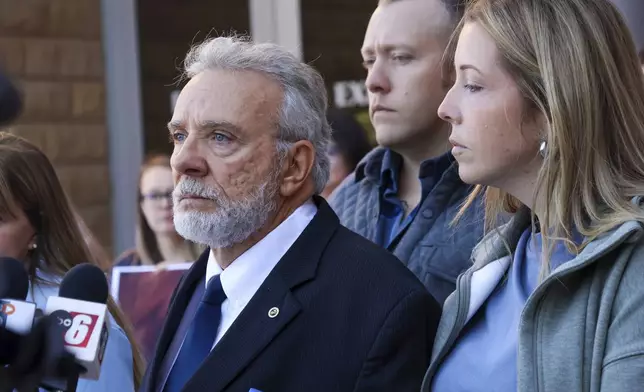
423, 0, 644, 391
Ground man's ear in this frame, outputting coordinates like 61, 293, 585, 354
280, 140, 316, 197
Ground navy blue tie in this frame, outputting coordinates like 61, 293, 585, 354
164, 275, 227, 391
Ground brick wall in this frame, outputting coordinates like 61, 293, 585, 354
0, 0, 112, 254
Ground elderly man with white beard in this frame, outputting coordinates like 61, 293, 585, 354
138, 35, 441, 392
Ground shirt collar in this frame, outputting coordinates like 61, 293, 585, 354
419, 151, 454, 179
206, 199, 318, 307
380, 149, 403, 192
378, 149, 454, 189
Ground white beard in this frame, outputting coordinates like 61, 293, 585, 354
172, 170, 280, 249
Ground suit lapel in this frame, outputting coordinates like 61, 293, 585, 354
146, 250, 209, 392
187, 196, 340, 391
189, 275, 301, 391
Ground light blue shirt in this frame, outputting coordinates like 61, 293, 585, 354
27, 280, 136, 392
432, 229, 578, 391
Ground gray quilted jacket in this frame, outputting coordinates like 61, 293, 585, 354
329, 147, 484, 304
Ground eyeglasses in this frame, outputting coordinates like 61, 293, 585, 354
140, 191, 172, 202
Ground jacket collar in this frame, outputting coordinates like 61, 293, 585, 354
463, 198, 644, 328
354, 146, 387, 182
471, 198, 644, 271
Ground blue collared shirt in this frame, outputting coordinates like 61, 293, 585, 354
375, 149, 453, 248
27, 278, 136, 392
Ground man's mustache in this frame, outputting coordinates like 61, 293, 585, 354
173, 178, 219, 200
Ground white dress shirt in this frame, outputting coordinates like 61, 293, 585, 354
206, 199, 317, 348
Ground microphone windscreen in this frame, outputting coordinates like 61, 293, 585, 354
59, 264, 109, 304
0, 71, 22, 125
0, 257, 29, 300
0, 324, 22, 365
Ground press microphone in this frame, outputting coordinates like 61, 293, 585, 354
0, 314, 79, 392
0, 69, 22, 125
0, 257, 37, 334
0, 322, 23, 366
44, 263, 110, 383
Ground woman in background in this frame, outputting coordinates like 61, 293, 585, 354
321, 108, 372, 198
115, 154, 200, 266
424, 0, 644, 391
0, 132, 145, 391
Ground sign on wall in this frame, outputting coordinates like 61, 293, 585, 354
333, 80, 368, 109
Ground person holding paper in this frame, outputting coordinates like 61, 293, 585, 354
141, 35, 441, 392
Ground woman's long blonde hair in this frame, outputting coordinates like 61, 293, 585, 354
452, 0, 644, 274
0, 132, 146, 387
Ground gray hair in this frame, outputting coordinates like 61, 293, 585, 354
182, 35, 331, 194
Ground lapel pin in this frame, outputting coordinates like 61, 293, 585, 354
268, 307, 279, 318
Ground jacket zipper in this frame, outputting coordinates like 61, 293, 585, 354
424, 271, 472, 388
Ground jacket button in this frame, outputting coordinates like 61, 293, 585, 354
422, 209, 434, 219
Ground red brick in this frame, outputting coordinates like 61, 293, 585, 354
9, 124, 48, 151
47, 124, 107, 163
49, 0, 102, 39
20, 81, 71, 120
0, 38, 25, 75
71, 82, 104, 120
3, 0, 113, 251
0, 0, 49, 36
23, 39, 103, 78
24, 39, 58, 76
59, 40, 103, 78
77, 204, 112, 256
11, 124, 107, 164
56, 164, 110, 207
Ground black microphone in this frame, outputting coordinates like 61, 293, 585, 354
0, 257, 29, 299
0, 259, 80, 392
42, 264, 111, 392
0, 314, 78, 392
0, 322, 23, 366
0, 258, 29, 368
0, 70, 22, 125
0, 258, 37, 334
58, 263, 109, 303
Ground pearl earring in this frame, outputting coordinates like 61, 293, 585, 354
28, 243, 37, 250
539, 140, 548, 158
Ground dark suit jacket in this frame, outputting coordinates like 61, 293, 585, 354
140, 197, 441, 392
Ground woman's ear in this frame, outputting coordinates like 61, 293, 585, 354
27, 233, 38, 252
27, 234, 38, 251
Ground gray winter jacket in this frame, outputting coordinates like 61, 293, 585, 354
422, 204, 644, 391
329, 147, 484, 304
